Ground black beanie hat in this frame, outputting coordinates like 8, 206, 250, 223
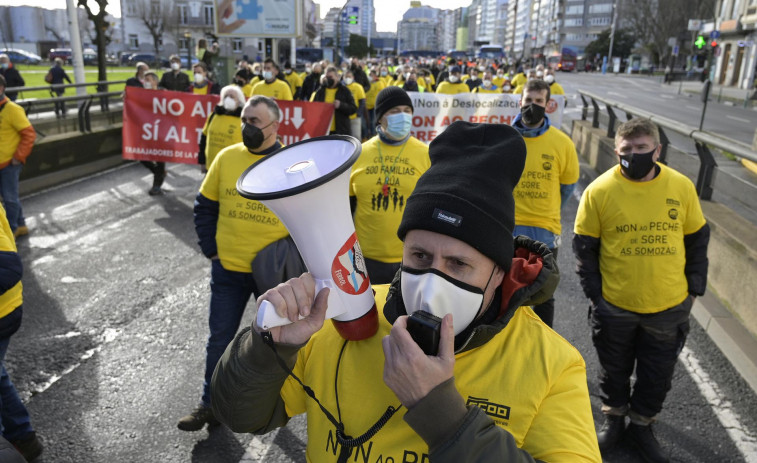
374, 86, 413, 123
397, 121, 526, 271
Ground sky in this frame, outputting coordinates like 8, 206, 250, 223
4, 0, 472, 33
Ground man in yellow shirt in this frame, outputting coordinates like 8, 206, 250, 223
364, 69, 386, 137
574, 119, 709, 463
545, 69, 566, 98
0, 75, 35, 237
211, 120, 601, 463
282, 61, 302, 99
511, 79, 579, 327
310, 66, 357, 135
350, 87, 430, 283
435, 66, 469, 94
343, 69, 366, 140
252, 58, 293, 100
189, 62, 220, 95
472, 69, 501, 93
178, 95, 289, 432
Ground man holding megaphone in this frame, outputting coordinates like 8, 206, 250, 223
211, 121, 601, 462
177, 95, 290, 432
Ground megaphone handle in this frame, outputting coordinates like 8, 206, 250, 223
255, 279, 339, 331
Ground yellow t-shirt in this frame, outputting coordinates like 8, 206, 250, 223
512, 83, 525, 95
252, 79, 293, 100
201, 112, 243, 169
241, 83, 254, 98
280, 285, 601, 463
365, 80, 386, 110
346, 82, 366, 120
492, 76, 507, 88
513, 126, 579, 235
349, 136, 430, 262
435, 81, 470, 94
511, 72, 527, 88
0, 204, 21, 319
574, 164, 707, 313
192, 85, 211, 95
0, 99, 31, 164
549, 82, 565, 96
472, 85, 501, 93
199, 142, 289, 272
284, 72, 302, 96
312, 87, 338, 132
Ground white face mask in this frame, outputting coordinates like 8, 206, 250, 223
263, 70, 274, 81
478, 66, 485, 71
343, 77, 354, 85
482, 80, 492, 87
305, 67, 312, 73
223, 97, 237, 111
504, 85, 511, 91
497, 73, 504, 78
545, 74, 555, 84
449, 75, 460, 83
171, 62, 180, 71
401, 267, 486, 336
144, 82, 153, 89
194, 73, 205, 84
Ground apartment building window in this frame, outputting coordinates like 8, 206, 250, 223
232, 38, 243, 53
178, 4, 188, 25
204, 4, 214, 26
588, 3, 613, 14
179, 37, 190, 50
565, 18, 583, 27
129, 34, 139, 50
589, 16, 611, 26
565, 5, 584, 15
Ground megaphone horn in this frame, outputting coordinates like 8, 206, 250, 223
237, 135, 379, 341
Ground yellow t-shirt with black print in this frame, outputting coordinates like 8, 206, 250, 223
349, 136, 430, 263
280, 285, 601, 463
199, 142, 289, 272
574, 164, 707, 313
435, 81, 470, 94
251, 79, 293, 100
201, 113, 243, 169
513, 126, 579, 235
365, 80, 386, 110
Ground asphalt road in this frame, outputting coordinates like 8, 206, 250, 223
6, 155, 757, 462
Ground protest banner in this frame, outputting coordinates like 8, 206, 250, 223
407, 93, 565, 143
122, 87, 334, 164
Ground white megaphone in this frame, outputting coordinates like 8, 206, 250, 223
237, 135, 379, 341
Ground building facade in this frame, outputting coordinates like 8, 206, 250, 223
713, 0, 757, 89
397, 4, 441, 53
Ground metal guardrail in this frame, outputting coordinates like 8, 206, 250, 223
579, 90, 757, 201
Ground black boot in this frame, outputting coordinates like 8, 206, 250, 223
597, 414, 626, 451
627, 423, 669, 462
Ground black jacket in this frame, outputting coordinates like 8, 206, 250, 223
310, 83, 356, 135
300, 72, 321, 101
0, 66, 24, 101
159, 71, 190, 92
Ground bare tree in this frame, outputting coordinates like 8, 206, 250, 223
78, 0, 111, 86
136, 0, 176, 68
621, 0, 718, 65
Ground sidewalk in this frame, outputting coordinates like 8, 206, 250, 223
673, 80, 757, 108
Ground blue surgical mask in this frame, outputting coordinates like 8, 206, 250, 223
385, 112, 412, 140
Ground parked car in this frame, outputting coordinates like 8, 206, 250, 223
179, 56, 199, 68
49, 48, 73, 63
0, 48, 42, 65
126, 53, 170, 69
82, 48, 98, 65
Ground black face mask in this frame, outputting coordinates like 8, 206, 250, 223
241, 121, 273, 151
521, 103, 546, 126
619, 147, 657, 180
326, 77, 336, 88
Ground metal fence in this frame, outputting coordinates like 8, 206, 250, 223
5, 80, 126, 134
579, 90, 757, 201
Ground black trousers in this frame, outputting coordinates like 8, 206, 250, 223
591, 295, 693, 418
140, 161, 166, 188
364, 257, 400, 285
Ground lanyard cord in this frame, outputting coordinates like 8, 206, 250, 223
261, 332, 401, 462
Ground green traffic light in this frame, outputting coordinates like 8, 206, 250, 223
695, 36, 706, 49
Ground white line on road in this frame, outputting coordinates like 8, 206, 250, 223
239, 430, 279, 462
659, 95, 675, 99
726, 115, 751, 123
679, 346, 757, 462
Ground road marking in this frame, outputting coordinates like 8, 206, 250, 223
239, 430, 279, 462
659, 95, 675, 99
726, 115, 751, 123
679, 346, 757, 462
686, 105, 700, 110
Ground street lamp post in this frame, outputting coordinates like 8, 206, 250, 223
184, 31, 192, 70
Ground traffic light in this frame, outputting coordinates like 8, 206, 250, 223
710, 39, 718, 48
348, 14, 358, 25
694, 36, 706, 49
